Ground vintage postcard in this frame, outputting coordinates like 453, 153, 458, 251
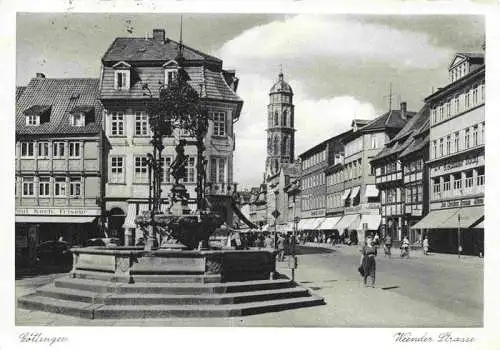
1, 1, 499, 350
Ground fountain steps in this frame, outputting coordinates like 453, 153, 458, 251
18, 275, 324, 319
72, 271, 222, 283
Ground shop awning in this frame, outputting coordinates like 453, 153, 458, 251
15, 216, 96, 223
123, 203, 137, 229
341, 189, 351, 200
334, 214, 360, 231
365, 184, 379, 198
298, 218, 323, 230
350, 186, 360, 199
439, 206, 484, 229
360, 214, 381, 231
411, 209, 458, 230
473, 220, 484, 229
317, 216, 341, 230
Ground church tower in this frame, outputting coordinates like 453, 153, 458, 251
265, 71, 295, 177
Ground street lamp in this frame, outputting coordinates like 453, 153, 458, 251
457, 212, 462, 258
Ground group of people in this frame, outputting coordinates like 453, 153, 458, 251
226, 230, 295, 262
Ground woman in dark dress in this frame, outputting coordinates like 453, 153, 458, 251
360, 236, 377, 287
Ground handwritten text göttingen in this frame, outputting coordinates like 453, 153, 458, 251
19, 332, 68, 346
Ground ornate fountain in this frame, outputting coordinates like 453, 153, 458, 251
135, 60, 223, 251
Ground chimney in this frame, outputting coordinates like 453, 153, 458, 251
400, 101, 407, 120
152, 29, 165, 43
36, 73, 45, 79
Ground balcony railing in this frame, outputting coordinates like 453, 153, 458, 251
205, 182, 237, 196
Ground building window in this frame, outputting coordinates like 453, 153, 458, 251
453, 176, 462, 190
473, 125, 478, 146
432, 140, 437, 159
114, 70, 130, 90
465, 128, 470, 149
71, 113, 85, 127
443, 175, 451, 193
439, 104, 444, 121
21, 142, 34, 158
134, 156, 149, 183
38, 177, 50, 197
446, 135, 451, 155
69, 142, 80, 158
165, 69, 177, 86
439, 138, 444, 157
111, 112, 125, 136
110, 156, 125, 183
446, 100, 451, 118
210, 157, 226, 183
481, 82, 485, 102
183, 156, 196, 183
211, 111, 226, 137
472, 84, 478, 105
481, 122, 485, 144
433, 179, 440, 197
38, 142, 49, 158
371, 135, 377, 149
22, 177, 34, 197
282, 110, 287, 126
25, 115, 40, 126
465, 90, 470, 109
454, 132, 460, 153
477, 167, 485, 186
53, 142, 65, 158
274, 111, 279, 126
160, 156, 172, 183
70, 178, 81, 197
454, 95, 460, 114
465, 171, 474, 188
54, 178, 67, 197
135, 112, 149, 136
431, 108, 437, 124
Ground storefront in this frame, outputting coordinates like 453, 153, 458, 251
411, 205, 484, 255
15, 207, 101, 266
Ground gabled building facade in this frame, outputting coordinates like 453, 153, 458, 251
413, 52, 485, 255
15, 75, 103, 265
336, 105, 416, 244
371, 103, 430, 243
99, 29, 243, 244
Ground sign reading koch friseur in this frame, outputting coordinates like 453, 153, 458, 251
15, 207, 101, 216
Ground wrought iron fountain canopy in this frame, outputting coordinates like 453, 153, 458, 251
135, 62, 223, 250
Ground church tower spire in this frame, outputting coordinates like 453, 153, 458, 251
265, 70, 295, 178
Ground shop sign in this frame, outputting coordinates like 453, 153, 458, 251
433, 154, 483, 175
15, 207, 101, 216
437, 197, 483, 209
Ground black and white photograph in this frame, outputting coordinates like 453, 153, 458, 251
2, 1, 499, 349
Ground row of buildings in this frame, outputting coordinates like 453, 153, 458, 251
246, 51, 485, 255
15, 29, 245, 265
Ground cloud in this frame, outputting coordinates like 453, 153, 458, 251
233, 74, 377, 188
220, 15, 452, 70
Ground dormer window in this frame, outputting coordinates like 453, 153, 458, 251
113, 61, 131, 90
69, 106, 94, 126
23, 105, 51, 126
26, 115, 40, 126
163, 60, 179, 86
71, 113, 85, 127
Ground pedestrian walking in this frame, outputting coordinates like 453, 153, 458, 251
359, 235, 377, 288
277, 234, 286, 261
383, 234, 392, 258
264, 234, 274, 249
423, 236, 429, 255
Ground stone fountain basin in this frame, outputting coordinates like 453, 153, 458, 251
70, 247, 277, 283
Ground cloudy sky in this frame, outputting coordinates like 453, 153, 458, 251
16, 13, 484, 188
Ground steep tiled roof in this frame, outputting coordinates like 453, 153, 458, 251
16, 78, 102, 136
457, 52, 484, 59
102, 37, 221, 63
372, 104, 430, 162
400, 134, 429, 158
360, 109, 416, 133
16, 86, 26, 101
